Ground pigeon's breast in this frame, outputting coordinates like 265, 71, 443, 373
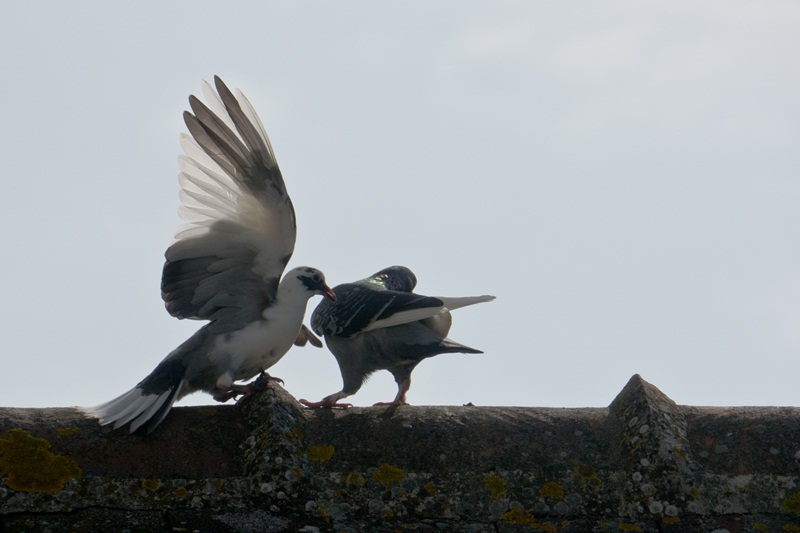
211, 318, 299, 381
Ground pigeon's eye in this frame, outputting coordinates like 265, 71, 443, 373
313, 274, 321, 282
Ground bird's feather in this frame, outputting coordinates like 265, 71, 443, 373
311, 285, 443, 338
437, 295, 496, 311
161, 76, 297, 331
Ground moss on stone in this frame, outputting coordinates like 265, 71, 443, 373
502, 507, 533, 525
374, 463, 406, 487
0, 429, 82, 494
141, 479, 161, 492
574, 465, 601, 489
307, 444, 335, 462
539, 481, 565, 500
345, 471, 366, 488
483, 474, 506, 499
783, 492, 800, 514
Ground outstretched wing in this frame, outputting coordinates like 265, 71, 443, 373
161, 76, 296, 331
311, 284, 445, 338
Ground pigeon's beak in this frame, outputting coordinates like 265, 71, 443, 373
322, 285, 337, 302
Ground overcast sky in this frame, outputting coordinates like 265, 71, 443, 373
1, 2, 799, 411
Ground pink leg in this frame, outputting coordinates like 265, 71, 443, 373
373, 378, 411, 407
300, 391, 353, 409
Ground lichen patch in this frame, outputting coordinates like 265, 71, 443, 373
0, 429, 82, 494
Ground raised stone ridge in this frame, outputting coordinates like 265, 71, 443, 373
1, 374, 799, 532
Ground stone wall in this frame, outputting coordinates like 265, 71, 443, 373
1, 375, 799, 532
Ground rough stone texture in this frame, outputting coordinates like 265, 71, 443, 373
2, 374, 800, 532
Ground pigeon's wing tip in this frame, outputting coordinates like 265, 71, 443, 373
295, 324, 324, 348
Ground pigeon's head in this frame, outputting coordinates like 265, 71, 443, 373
367, 265, 417, 292
287, 267, 337, 301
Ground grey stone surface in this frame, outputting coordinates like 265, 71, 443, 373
2, 374, 800, 532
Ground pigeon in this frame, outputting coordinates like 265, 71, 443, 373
300, 266, 494, 408
81, 76, 334, 433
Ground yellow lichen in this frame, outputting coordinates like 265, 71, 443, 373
783, 525, 800, 532
502, 508, 533, 525
345, 471, 366, 487
483, 474, 507, 499
373, 463, 406, 487
662, 517, 680, 524
56, 427, 80, 436
531, 523, 558, 532
380, 507, 394, 518
422, 481, 437, 495
307, 444, 335, 462
783, 492, 800, 514
213, 478, 225, 490
574, 465, 601, 489
751, 524, 768, 532
174, 487, 189, 499
539, 481, 565, 500
142, 478, 161, 492
619, 524, 642, 531
673, 444, 687, 461
0, 429, 82, 494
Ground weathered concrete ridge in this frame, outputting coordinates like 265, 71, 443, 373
1, 375, 800, 532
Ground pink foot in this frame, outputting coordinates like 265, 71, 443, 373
300, 398, 353, 409
372, 400, 410, 407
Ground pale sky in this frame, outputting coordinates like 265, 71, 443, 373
1, 2, 799, 410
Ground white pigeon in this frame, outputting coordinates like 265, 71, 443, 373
301, 266, 494, 408
81, 76, 334, 433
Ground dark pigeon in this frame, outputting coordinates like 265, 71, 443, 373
301, 266, 494, 408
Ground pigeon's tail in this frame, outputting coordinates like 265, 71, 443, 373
80, 363, 187, 434
361, 295, 497, 333
437, 295, 496, 312
440, 337, 484, 355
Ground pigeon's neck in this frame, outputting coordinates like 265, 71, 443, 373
266, 279, 314, 321
363, 277, 386, 288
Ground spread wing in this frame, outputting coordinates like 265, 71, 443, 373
161, 76, 296, 331
311, 284, 445, 338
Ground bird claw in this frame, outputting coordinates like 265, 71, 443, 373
254, 371, 284, 387
215, 373, 284, 403
213, 387, 246, 403
372, 400, 410, 407
299, 398, 353, 410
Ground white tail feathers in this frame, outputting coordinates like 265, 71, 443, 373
362, 294, 496, 332
437, 295, 496, 311
80, 380, 185, 434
